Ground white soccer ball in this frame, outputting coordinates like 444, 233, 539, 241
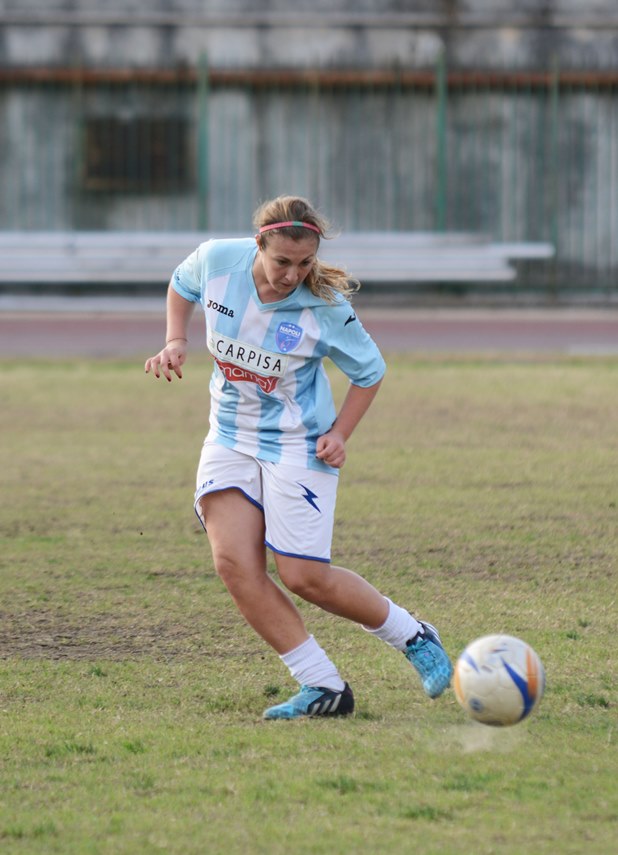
454, 634, 545, 726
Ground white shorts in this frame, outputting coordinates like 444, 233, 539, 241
194, 441, 339, 563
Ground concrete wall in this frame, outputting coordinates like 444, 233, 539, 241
1, 1, 618, 69
1, 2, 617, 291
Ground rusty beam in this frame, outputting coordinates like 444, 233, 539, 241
0, 66, 617, 89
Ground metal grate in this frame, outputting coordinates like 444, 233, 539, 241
82, 117, 190, 192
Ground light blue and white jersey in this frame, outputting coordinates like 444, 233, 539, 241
172, 238, 386, 473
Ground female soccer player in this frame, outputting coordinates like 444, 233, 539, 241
145, 195, 452, 719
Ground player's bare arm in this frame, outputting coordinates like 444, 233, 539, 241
315, 379, 382, 468
145, 285, 195, 382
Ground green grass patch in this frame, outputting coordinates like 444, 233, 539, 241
0, 353, 616, 854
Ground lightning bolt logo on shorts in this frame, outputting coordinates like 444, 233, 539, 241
298, 483, 320, 512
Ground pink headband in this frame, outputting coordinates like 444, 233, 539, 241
258, 220, 321, 235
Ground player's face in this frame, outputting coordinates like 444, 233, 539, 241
254, 234, 318, 302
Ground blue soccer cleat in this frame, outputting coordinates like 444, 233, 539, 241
404, 621, 453, 699
263, 683, 355, 720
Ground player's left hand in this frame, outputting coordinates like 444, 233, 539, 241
316, 430, 346, 468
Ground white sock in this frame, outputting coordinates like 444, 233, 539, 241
280, 635, 345, 692
363, 598, 423, 651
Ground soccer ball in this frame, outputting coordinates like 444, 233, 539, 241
454, 634, 545, 726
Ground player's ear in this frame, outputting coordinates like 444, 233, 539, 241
255, 234, 264, 251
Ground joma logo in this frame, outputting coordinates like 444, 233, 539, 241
207, 299, 234, 318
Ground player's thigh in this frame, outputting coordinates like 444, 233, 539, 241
198, 488, 266, 571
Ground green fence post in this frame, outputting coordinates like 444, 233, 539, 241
549, 55, 560, 299
197, 53, 209, 230
435, 50, 448, 232
436, 51, 448, 232
72, 63, 85, 231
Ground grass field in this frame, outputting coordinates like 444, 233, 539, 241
0, 352, 616, 855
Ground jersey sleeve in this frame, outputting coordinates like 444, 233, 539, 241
322, 303, 386, 387
171, 241, 210, 304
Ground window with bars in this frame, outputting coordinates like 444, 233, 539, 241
82, 117, 190, 192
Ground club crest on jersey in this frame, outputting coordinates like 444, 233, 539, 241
275, 322, 303, 353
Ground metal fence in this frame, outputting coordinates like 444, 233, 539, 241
1, 60, 617, 292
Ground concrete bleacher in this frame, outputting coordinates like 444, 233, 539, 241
0, 231, 554, 286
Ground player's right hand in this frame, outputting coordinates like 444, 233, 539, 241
144, 341, 187, 382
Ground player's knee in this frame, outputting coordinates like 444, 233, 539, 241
279, 561, 333, 603
212, 552, 244, 594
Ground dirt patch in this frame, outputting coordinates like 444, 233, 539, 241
0, 608, 212, 661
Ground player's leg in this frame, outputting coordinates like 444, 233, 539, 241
197, 488, 307, 653
275, 556, 452, 699
274, 556, 388, 626
275, 553, 382, 629
261, 461, 452, 700
200, 490, 353, 719
194, 444, 352, 719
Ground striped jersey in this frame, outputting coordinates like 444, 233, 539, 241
172, 237, 386, 472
